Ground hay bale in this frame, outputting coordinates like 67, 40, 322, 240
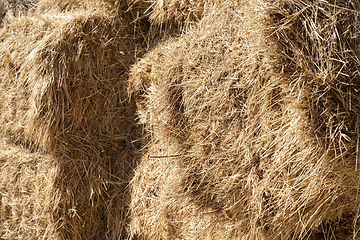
129, 0, 360, 239
0, 2, 147, 238
0, 138, 61, 239
0, 9, 131, 151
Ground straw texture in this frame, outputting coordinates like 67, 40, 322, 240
0, 0, 36, 25
129, 0, 360, 239
0, 138, 61, 239
142, 0, 215, 24
0, 0, 149, 238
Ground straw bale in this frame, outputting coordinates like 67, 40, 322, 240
129, 0, 360, 239
0, 138, 61, 239
0, 9, 129, 151
0, 3, 146, 238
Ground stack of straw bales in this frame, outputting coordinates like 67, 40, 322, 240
129, 0, 360, 239
0, 0, 151, 238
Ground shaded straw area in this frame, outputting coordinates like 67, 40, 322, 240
0, 1, 150, 238
129, 0, 360, 239
0, 0, 37, 25
0, 138, 61, 239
